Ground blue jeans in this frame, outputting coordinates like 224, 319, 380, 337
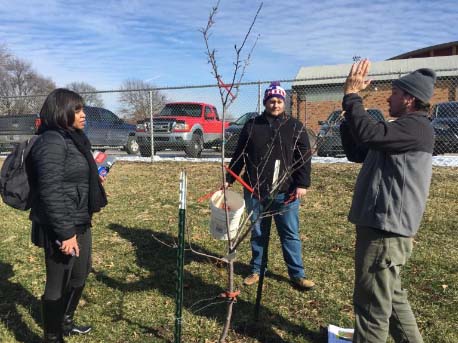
244, 189, 305, 279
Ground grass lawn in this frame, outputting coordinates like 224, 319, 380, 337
0, 162, 457, 343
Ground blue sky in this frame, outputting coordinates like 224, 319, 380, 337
0, 0, 457, 115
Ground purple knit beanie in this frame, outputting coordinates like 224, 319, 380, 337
263, 81, 286, 105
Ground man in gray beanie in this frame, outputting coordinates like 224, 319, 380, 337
340, 59, 435, 343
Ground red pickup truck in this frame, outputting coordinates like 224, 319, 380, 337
135, 102, 230, 157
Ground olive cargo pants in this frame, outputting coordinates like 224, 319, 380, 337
353, 226, 423, 343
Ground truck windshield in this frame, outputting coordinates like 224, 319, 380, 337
327, 111, 342, 123
234, 112, 258, 125
158, 104, 201, 117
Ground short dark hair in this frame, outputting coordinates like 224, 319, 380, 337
399, 88, 430, 113
39, 88, 84, 130
414, 98, 430, 112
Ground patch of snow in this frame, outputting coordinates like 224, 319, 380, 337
116, 155, 229, 163
431, 155, 458, 167
116, 155, 458, 167
3, 153, 458, 167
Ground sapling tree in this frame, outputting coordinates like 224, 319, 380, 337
201, 1, 262, 341
168, 2, 315, 341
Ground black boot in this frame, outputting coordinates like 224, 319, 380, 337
42, 297, 66, 343
62, 286, 92, 336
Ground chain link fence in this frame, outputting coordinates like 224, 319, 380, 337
0, 68, 457, 158
292, 68, 458, 157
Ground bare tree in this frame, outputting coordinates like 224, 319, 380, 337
66, 81, 104, 107
118, 79, 167, 122
0, 50, 55, 115
199, 3, 313, 342
0, 46, 13, 115
0, 45, 11, 77
200, 2, 262, 342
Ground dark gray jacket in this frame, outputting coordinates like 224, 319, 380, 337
29, 130, 91, 242
341, 94, 434, 237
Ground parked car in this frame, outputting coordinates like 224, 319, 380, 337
34, 106, 138, 154
135, 102, 230, 157
0, 114, 39, 152
83, 106, 138, 154
317, 109, 385, 157
429, 101, 458, 154
223, 112, 259, 157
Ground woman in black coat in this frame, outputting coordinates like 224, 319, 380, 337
29, 88, 107, 343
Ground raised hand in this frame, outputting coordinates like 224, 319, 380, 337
344, 59, 372, 95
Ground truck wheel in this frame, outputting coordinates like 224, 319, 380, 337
185, 133, 203, 158
139, 146, 152, 157
125, 136, 139, 155
306, 127, 317, 152
433, 142, 444, 155
224, 149, 234, 158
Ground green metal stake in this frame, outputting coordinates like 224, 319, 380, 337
254, 218, 272, 320
175, 170, 187, 343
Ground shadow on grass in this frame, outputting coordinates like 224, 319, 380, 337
0, 261, 42, 343
94, 223, 324, 342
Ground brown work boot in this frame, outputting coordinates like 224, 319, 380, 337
291, 277, 315, 290
243, 273, 260, 286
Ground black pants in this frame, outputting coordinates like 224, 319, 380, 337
43, 229, 92, 301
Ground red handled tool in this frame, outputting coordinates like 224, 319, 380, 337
197, 191, 215, 203
197, 165, 258, 202
224, 165, 258, 198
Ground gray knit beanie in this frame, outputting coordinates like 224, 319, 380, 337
392, 68, 436, 103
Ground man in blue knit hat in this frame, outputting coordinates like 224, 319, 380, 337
341, 59, 436, 343
225, 82, 315, 290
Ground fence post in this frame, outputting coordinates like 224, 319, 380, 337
149, 90, 155, 162
174, 170, 187, 343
